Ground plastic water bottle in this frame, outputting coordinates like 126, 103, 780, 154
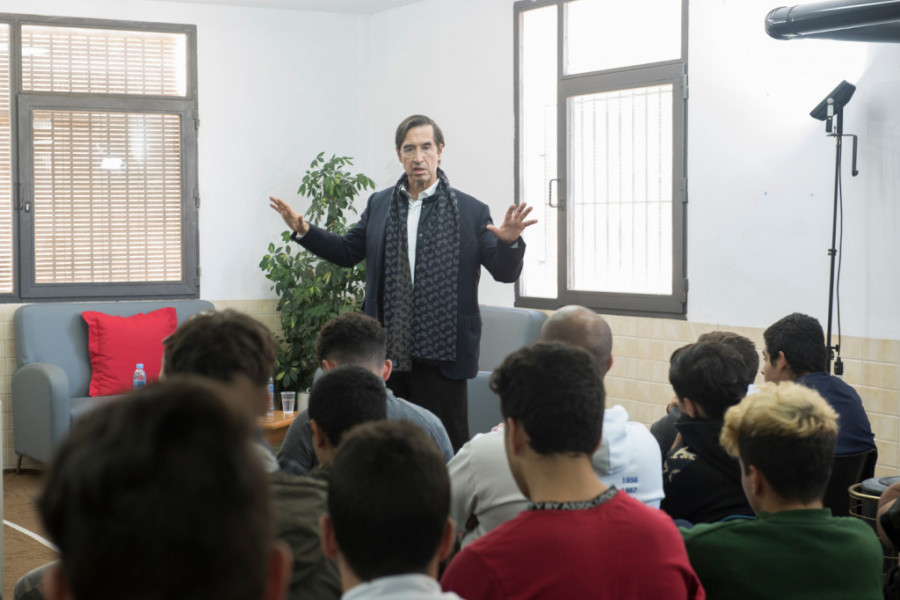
267, 377, 275, 415
133, 363, 147, 389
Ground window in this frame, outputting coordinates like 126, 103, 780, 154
0, 14, 198, 300
514, 0, 688, 316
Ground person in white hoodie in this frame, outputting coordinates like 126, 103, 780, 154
448, 305, 664, 547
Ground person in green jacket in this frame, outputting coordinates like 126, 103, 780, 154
681, 381, 883, 600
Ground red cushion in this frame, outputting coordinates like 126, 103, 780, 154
82, 308, 178, 396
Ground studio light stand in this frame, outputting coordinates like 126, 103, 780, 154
810, 80, 859, 375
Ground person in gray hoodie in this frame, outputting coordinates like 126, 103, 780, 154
447, 305, 663, 546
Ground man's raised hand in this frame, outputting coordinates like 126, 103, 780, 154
486, 202, 537, 243
269, 196, 309, 236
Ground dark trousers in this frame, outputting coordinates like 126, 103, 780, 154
387, 359, 469, 452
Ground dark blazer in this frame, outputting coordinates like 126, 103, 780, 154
295, 185, 525, 380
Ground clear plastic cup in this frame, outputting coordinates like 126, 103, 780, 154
280, 391, 296, 414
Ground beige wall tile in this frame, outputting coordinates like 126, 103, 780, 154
859, 387, 880, 413
883, 340, 900, 365
882, 364, 899, 390
636, 318, 654, 339
636, 402, 664, 425
863, 362, 881, 387
605, 377, 625, 398
875, 415, 899, 442
865, 339, 883, 362
842, 359, 863, 386
875, 440, 898, 468
689, 322, 717, 340
637, 339, 652, 360
875, 466, 900, 478
882, 390, 900, 416
662, 340, 683, 360
841, 336, 863, 360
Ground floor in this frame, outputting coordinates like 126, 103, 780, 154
3, 469, 57, 600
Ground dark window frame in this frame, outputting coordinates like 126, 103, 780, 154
0, 13, 199, 302
513, 0, 689, 318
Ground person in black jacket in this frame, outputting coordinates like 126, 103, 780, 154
660, 341, 754, 524
270, 115, 536, 450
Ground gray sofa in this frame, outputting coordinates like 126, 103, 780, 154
467, 305, 547, 437
12, 299, 214, 470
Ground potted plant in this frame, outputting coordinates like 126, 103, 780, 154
260, 152, 375, 396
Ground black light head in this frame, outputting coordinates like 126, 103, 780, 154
810, 80, 856, 120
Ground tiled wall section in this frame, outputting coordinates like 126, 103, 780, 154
1, 303, 898, 477
602, 314, 900, 478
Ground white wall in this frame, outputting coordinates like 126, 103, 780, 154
687, 0, 900, 340
4, 0, 368, 301
365, 0, 518, 307
8, 0, 900, 339
372, 0, 900, 339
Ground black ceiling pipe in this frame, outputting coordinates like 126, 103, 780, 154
766, 0, 900, 42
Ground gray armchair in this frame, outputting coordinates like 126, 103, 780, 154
12, 300, 214, 470
466, 305, 547, 437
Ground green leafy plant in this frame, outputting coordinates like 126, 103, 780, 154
260, 153, 375, 393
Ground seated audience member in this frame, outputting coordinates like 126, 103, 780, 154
306, 364, 388, 481
661, 342, 754, 524
163, 309, 342, 600
762, 312, 876, 456
37, 378, 291, 600
320, 420, 462, 600
652, 331, 758, 457
162, 308, 280, 472
448, 305, 664, 547
441, 342, 703, 599
279, 312, 453, 475
682, 382, 883, 599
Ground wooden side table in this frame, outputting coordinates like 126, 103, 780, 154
258, 411, 298, 448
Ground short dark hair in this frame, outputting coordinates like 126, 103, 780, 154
316, 312, 386, 368
491, 342, 605, 455
698, 331, 759, 383
308, 364, 387, 447
395, 114, 445, 149
328, 420, 449, 580
669, 342, 750, 421
163, 309, 277, 386
721, 382, 839, 503
38, 377, 274, 600
763, 313, 827, 376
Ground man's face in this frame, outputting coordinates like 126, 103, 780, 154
397, 125, 443, 195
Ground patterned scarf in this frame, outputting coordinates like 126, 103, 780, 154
383, 168, 460, 371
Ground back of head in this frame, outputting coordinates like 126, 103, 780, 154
316, 312, 386, 370
328, 420, 450, 580
540, 305, 613, 378
763, 313, 827, 376
721, 382, 839, 503
38, 377, 274, 600
669, 342, 750, 420
697, 330, 758, 384
490, 341, 605, 455
163, 308, 277, 387
308, 364, 388, 447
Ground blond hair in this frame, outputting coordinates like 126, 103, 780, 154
720, 382, 839, 502
721, 382, 838, 456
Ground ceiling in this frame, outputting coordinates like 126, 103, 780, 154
148, 0, 426, 14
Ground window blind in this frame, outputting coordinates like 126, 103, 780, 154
32, 109, 183, 284
21, 25, 187, 96
0, 24, 12, 294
